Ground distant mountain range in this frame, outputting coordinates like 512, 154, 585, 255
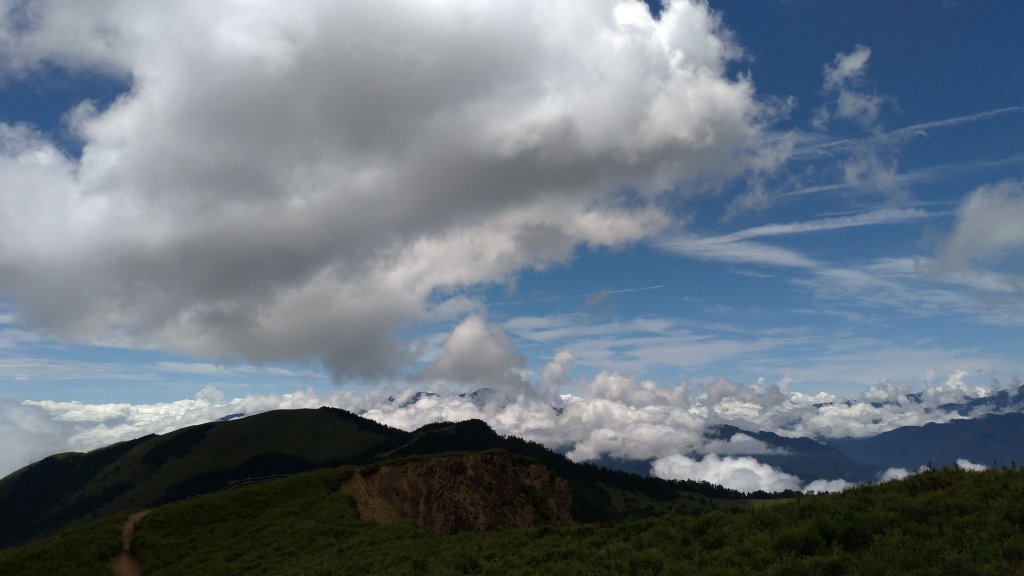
817, 384, 1024, 415
826, 412, 1024, 472
594, 413, 1024, 483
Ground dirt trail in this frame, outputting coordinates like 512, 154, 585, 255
109, 511, 150, 576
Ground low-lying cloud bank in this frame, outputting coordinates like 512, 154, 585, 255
879, 458, 988, 484
3, 370, 1018, 491
651, 453, 805, 493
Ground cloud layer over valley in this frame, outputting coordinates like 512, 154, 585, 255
3, 371, 1018, 490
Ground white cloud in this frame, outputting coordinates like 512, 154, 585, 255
539, 350, 575, 400
0, 401, 74, 478
819, 45, 881, 128
2, 369, 1019, 480
823, 45, 872, 90
879, 467, 912, 482
0, 0, 768, 381
939, 180, 1024, 269
955, 459, 987, 472
426, 315, 528, 390
803, 478, 852, 493
651, 453, 801, 493
703, 433, 782, 456
835, 90, 883, 128
919, 370, 990, 409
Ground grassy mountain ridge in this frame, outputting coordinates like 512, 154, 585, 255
0, 407, 405, 546
0, 409, 747, 547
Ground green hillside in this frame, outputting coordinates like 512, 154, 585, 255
0, 408, 405, 546
1, 466, 1020, 575
0, 410, 751, 547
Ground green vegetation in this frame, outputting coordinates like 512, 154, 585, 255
0, 512, 126, 576
0, 407, 404, 546
2, 465, 1018, 575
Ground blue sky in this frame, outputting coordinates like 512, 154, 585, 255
0, 0, 1021, 407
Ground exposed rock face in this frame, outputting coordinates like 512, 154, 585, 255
340, 452, 572, 532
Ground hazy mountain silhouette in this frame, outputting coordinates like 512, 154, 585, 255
826, 412, 1024, 473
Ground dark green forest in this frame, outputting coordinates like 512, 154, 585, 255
1, 465, 1020, 576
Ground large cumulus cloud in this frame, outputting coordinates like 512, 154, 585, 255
0, 0, 769, 380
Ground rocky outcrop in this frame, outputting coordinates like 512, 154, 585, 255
339, 452, 572, 532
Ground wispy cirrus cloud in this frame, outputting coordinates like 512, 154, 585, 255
656, 200, 1021, 327
489, 284, 665, 308
777, 154, 1023, 200
656, 207, 934, 270
0, 357, 161, 383
721, 207, 934, 241
506, 314, 809, 375
656, 235, 817, 268
792, 106, 1024, 161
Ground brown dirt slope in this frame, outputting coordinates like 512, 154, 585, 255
340, 452, 571, 532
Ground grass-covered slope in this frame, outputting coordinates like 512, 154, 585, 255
1, 466, 1019, 575
0, 407, 406, 546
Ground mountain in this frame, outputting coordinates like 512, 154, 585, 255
1, 465, 1019, 575
933, 385, 1024, 416
584, 414, 1024, 484
7, 403, 1018, 548
813, 384, 1024, 415
826, 412, 1024, 473
371, 418, 750, 521
705, 425, 878, 483
0, 409, 747, 547
0, 407, 405, 547
589, 425, 876, 484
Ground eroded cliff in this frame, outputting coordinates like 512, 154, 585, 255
340, 452, 572, 532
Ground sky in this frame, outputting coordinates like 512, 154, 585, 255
0, 1, 1021, 486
